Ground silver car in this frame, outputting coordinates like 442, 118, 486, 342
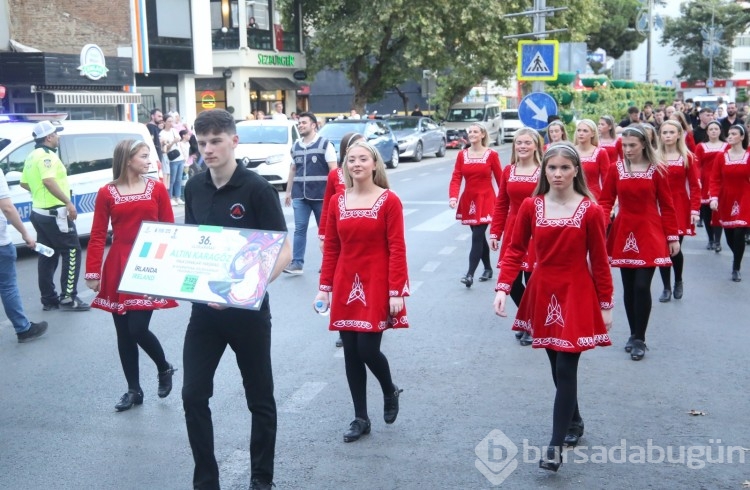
387, 116, 447, 161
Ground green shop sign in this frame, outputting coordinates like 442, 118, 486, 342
258, 54, 295, 66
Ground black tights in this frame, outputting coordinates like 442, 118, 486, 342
700, 204, 722, 244
509, 271, 532, 307
659, 236, 684, 289
113, 310, 169, 391
468, 224, 491, 276
724, 227, 748, 271
545, 349, 581, 450
340, 331, 395, 420
620, 267, 655, 341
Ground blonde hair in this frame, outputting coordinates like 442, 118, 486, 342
342, 141, 390, 189
658, 120, 691, 168
576, 119, 600, 147
535, 142, 594, 200
468, 123, 490, 147
510, 128, 543, 167
112, 139, 150, 181
546, 120, 568, 142
621, 125, 667, 174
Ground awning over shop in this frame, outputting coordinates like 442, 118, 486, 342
250, 78, 298, 91
44, 90, 142, 105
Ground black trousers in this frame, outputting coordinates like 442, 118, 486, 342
182, 303, 276, 489
29, 210, 81, 306
112, 310, 168, 391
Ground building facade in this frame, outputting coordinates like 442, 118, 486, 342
0, 0, 307, 123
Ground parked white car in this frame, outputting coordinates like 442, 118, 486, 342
235, 119, 299, 188
500, 109, 523, 143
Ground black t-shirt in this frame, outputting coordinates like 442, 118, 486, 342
693, 125, 709, 145
720, 116, 745, 139
184, 163, 287, 314
146, 122, 163, 159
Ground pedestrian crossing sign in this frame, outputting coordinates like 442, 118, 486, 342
517, 40, 559, 81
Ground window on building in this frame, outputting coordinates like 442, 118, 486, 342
734, 61, 750, 72
735, 36, 750, 47
211, 0, 240, 50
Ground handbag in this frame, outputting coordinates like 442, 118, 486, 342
167, 148, 181, 161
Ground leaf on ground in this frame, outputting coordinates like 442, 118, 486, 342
686, 409, 707, 416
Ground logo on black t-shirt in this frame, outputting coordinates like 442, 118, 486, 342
230, 203, 245, 219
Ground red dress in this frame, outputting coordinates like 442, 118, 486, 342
664, 155, 701, 236
449, 148, 503, 224
490, 164, 540, 271
599, 160, 679, 268
599, 139, 620, 166
85, 178, 178, 314
319, 168, 346, 239
496, 196, 613, 352
695, 142, 728, 205
579, 146, 610, 200
709, 150, 750, 228
319, 189, 409, 332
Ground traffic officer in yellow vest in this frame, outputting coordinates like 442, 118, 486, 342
21, 121, 90, 311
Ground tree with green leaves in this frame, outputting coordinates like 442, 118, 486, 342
585, 0, 645, 61
661, 0, 750, 82
289, 0, 602, 114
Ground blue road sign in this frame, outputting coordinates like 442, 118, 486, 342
518, 40, 559, 81
707, 78, 715, 88
519, 92, 558, 131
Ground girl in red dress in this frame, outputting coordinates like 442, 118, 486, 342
493, 142, 613, 471
656, 120, 700, 302
599, 126, 680, 361
709, 125, 750, 282
575, 119, 610, 200
544, 120, 568, 151
449, 123, 503, 287
598, 115, 620, 164
319, 132, 364, 348
490, 128, 544, 346
85, 140, 178, 411
670, 111, 696, 152
315, 141, 409, 443
695, 121, 727, 252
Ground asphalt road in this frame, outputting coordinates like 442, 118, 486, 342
1, 145, 749, 489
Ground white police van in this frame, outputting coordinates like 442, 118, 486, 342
0, 114, 159, 246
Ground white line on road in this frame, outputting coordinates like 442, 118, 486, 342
410, 281, 423, 293
421, 261, 441, 272
455, 233, 471, 241
411, 210, 458, 232
419, 173, 430, 177
334, 348, 345, 358
401, 177, 413, 182
279, 381, 328, 413
403, 208, 418, 216
438, 246, 457, 255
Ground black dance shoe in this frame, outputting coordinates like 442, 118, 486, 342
519, 332, 533, 346
658, 289, 671, 303
673, 281, 684, 300
539, 446, 562, 472
478, 269, 493, 282
732, 270, 742, 282
115, 389, 144, 412
563, 419, 584, 447
624, 336, 635, 353
514, 331, 524, 340
343, 418, 371, 443
714, 242, 722, 253
158, 364, 178, 398
706, 241, 714, 250
384, 385, 404, 424
460, 274, 473, 288
335, 335, 343, 348
630, 340, 648, 361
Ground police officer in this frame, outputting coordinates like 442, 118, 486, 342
182, 109, 291, 490
283, 112, 337, 274
21, 121, 90, 311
